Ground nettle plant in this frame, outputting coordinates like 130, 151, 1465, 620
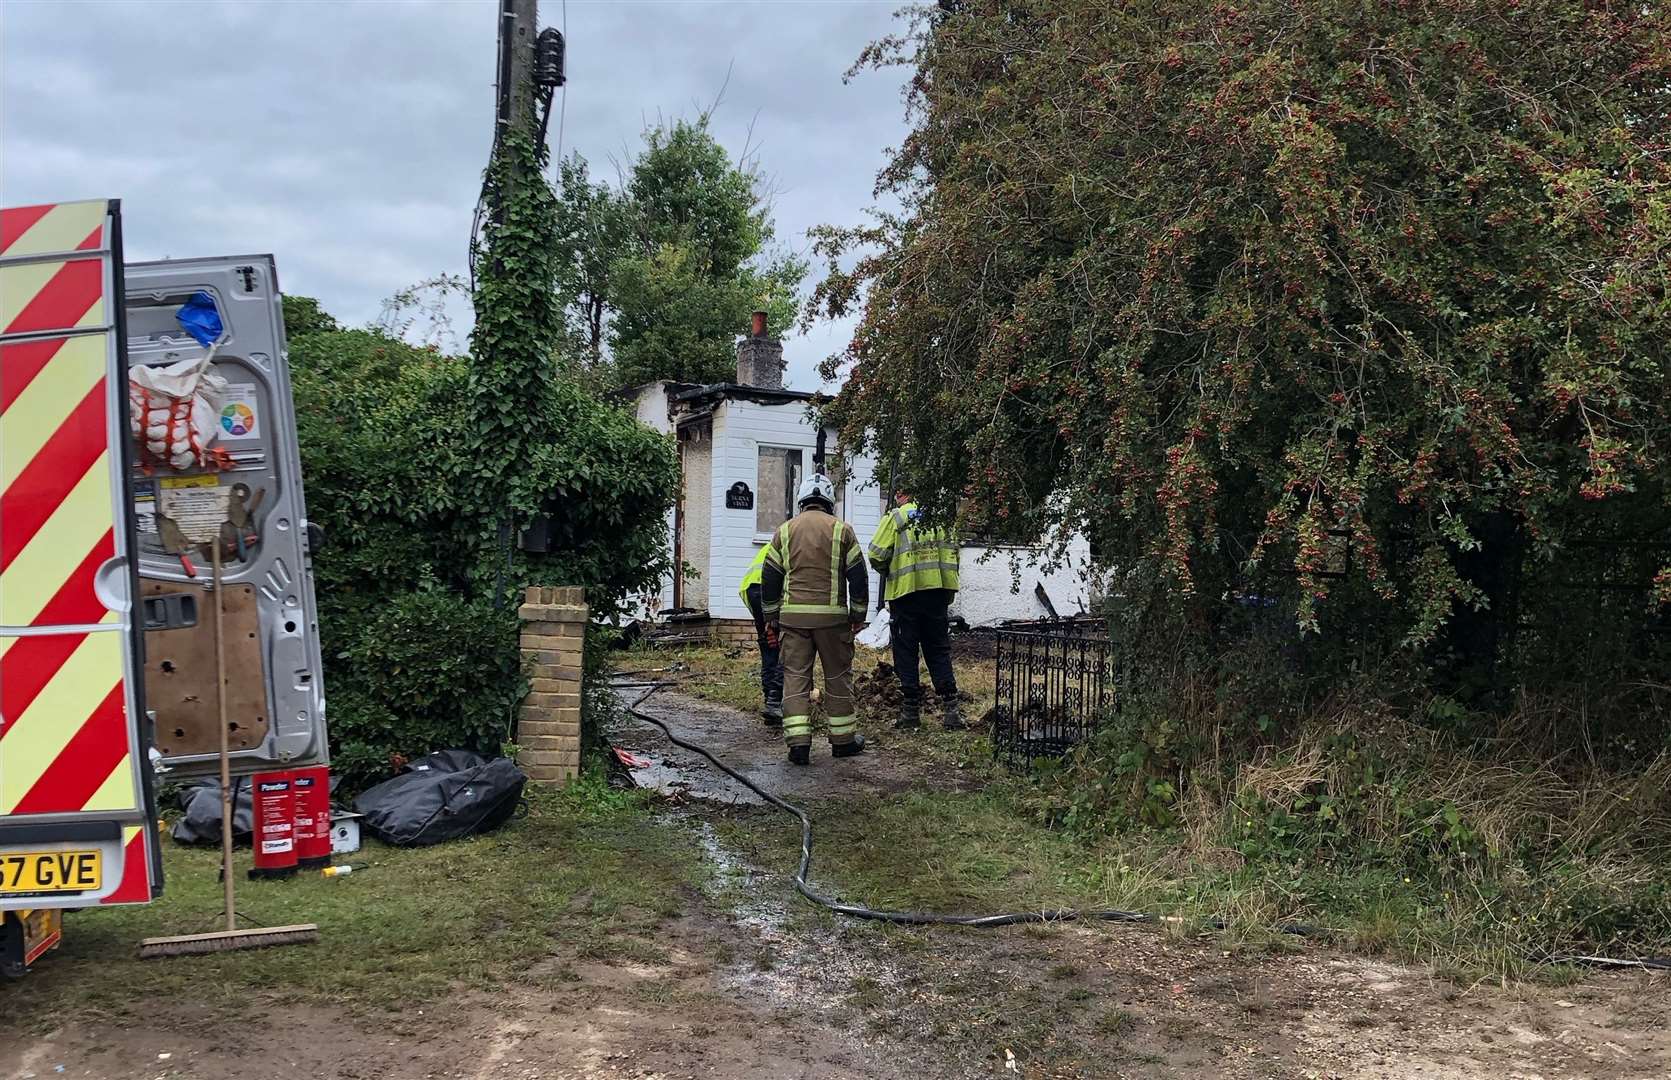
813, 0, 1671, 654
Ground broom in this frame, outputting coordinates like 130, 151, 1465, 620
139, 539, 317, 958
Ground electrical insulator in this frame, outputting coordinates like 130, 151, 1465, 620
535, 28, 566, 89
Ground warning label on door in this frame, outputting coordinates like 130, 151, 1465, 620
219, 383, 260, 441
159, 475, 230, 543
132, 479, 159, 536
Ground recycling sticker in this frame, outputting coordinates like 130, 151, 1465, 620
220, 383, 260, 440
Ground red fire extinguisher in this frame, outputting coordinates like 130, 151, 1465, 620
248, 770, 298, 880
291, 765, 333, 870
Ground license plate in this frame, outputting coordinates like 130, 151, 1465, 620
0, 850, 102, 896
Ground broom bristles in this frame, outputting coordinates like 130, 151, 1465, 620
138, 923, 318, 959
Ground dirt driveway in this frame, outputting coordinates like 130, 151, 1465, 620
5, 687, 1668, 1079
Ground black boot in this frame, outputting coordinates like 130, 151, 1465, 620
788, 744, 810, 766
894, 688, 921, 730
761, 694, 783, 727
831, 734, 867, 758
939, 690, 966, 732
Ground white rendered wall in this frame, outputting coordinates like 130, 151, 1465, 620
951, 533, 1095, 627
704, 398, 885, 620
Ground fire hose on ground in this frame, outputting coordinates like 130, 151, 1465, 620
618, 678, 1212, 930
611, 678, 1671, 971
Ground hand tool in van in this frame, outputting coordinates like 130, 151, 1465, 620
226, 483, 264, 560
156, 516, 197, 577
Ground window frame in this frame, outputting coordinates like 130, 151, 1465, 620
754, 444, 807, 540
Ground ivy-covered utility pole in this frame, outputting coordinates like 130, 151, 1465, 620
495, 0, 539, 191
467, 0, 564, 586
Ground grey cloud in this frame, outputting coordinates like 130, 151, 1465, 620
2, 0, 909, 390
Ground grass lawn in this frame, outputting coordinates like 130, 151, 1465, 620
631, 643, 1626, 981
2, 774, 705, 1029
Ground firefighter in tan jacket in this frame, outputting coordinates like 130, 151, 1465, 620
761, 474, 870, 765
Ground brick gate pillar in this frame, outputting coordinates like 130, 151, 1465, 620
517, 586, 587, 785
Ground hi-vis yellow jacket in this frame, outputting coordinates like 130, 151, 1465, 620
868, 502, 960, 603
738, 542, 770, 608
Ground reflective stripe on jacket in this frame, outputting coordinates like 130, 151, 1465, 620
868, 502, 960, 603
738, 543, 770, 607
761, 508, 868, 628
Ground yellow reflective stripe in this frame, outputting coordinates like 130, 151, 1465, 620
897, 561, 961, 575
782, 715, 813, 737
885, 563, 962, 600
0, 631, 122, 813
1, 200, 105, 258
0, 261, 106, 334
827, 715, 857, 735
0, 333, 103, 494
844, 545, 864, 567
892, 547, 959, 571
870, 511, 898, 550
829, 521, 842, 606
0, 452, 113, 625
781, 603, 846, 615
82, 754, 138, 814
764, 522, 791, 569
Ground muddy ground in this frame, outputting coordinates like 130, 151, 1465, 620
5, 687, 1668, 1079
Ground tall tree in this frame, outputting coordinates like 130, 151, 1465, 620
550, 155, 630, 365
813, 0, 1671, 661
550, 116, 806, 387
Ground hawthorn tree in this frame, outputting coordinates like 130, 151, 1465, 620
814, 0, 1671, 670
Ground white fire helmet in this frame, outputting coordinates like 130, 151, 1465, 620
795, 473, 836, 510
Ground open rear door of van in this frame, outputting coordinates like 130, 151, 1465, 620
123, 255, 327, 779
1, 199, 160, 919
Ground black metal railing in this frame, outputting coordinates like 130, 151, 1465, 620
991, 620, 1116, 768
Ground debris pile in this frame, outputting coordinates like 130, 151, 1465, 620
854, 661, 975, 718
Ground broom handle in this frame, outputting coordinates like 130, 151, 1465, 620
214, 541, 234, 933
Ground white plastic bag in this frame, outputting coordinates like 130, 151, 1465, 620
856, 606, 891, 650
129, 345, 228, 471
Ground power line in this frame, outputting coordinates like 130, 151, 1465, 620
555, 0, 568, 164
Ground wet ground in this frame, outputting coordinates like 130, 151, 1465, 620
611, 684, 964, 805
7, 687, 1670, 1079
600, 686, 1671, 1080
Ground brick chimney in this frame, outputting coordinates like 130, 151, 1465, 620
736, 309, 785, 389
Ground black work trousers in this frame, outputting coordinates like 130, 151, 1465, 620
746, 585, 783, 702
889, 588, 957, 696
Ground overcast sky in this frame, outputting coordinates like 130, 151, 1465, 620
1, 0, 910, 389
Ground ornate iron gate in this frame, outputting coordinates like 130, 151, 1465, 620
991, 619, 1116, 768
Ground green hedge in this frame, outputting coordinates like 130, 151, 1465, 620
287, 309, 676, 792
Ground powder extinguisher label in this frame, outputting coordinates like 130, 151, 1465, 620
291, 765, 333, 866
250, 770, 299, 876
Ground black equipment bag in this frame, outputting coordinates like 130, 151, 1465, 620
352, 750, 527, 847
170, 778, 253, 846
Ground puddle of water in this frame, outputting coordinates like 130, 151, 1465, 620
617, 749, 765, 807
615, 689, 914, 1013
678, 814, 909, 1010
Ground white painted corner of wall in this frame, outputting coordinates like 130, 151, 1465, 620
952, 533, 1097, 627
